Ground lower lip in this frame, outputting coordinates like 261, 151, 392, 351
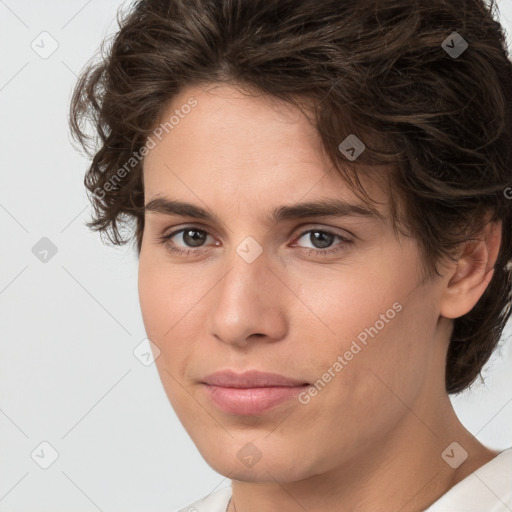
202, 384, 308, 415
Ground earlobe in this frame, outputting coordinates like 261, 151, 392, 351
440, 220, 502, 320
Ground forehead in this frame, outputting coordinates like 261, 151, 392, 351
143, 83, 391, 219
148, 83, 326, 166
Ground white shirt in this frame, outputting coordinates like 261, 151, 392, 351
176, 447, 512, 512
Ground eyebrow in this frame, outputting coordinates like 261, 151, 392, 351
144, 196, 385, 226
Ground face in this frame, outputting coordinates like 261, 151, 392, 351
138, 83, 446, 482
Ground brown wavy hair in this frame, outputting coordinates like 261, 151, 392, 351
69, 0, 512, 394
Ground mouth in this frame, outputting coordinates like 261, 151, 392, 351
200, 370, 310, 416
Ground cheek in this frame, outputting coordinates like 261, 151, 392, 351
138, 262, 170, 341
138, 259, 200, 415
295, 256, 433, 393
138, 253, 201, 339
137, 255, 214, 383
137, 257, 188, 377
292, 262, 402, 344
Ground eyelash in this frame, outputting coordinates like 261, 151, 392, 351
158, 226, 352, 258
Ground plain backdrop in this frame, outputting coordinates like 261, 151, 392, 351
1, 1, 511, 511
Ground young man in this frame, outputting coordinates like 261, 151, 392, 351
70, 0, 512, 510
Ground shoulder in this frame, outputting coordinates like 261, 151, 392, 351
425, 447, 512, 511
175, 486, 232, 512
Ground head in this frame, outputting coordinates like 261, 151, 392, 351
70, 0, 512, 482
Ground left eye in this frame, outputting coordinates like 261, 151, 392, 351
293, 229, 349, 251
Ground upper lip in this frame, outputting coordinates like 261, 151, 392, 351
201, 370, 309, 388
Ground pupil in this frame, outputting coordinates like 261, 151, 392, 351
184, 230, 206, 247
311, 231, 332, 249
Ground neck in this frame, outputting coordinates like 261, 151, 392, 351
228, 393, 497, 512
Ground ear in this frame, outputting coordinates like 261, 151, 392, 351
440, 219, 502, 320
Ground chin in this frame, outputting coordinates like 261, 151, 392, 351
193, 436, 318, 483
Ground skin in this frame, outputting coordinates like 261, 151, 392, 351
138, 83, 502, 512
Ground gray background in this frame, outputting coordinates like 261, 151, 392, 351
1, 1, 511, 511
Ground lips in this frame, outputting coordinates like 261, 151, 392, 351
202, 370, 308, 388
200, 370, 310, 415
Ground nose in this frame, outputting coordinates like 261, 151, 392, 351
208, 245, 289, 348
